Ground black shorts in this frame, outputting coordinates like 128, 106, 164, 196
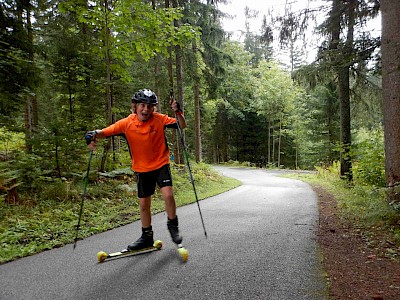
136, 164, 173, 198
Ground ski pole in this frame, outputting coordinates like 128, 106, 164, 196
170, 89, 207, 238
73, 150, 93, 249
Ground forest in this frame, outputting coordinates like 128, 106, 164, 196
1, 0, 400, 208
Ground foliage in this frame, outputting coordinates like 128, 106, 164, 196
1, 0, 386, 175
293, 83, 341, 169
202, 42, 302, 167
0, 128, 24, 158
59, 0, 199, 62
352, 128, 385, 187
0, 0, 39, 128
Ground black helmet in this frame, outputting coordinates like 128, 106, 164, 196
132, 89, 158, 105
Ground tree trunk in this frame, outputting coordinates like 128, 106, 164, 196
339, 0, 356, 180
101, 0, 113, 171
278, 118, 282, 168
104, 2, 112, 127
338, 67, 352, 179
68, 66, 74, 127
329, 0, 344, 175
328, 0, 353, 180
192, 40, 202, 162
164, 0, 179, 165
172, 0, 184, 165
80, 0, 92, 104
268, 123, 271, 166
23, 1, 38, 152
55, 143, 62, 178
215, 106, 228, 163
272, 125, 275, 166
174, 41, 184, 165
152, 0, 161, 112
327, 83, 335, 163
166, 0, 174, 110
214, 144, 219, 164
381, 0, 400, 206
24, 95, 38, 152
295, 125, 299, 170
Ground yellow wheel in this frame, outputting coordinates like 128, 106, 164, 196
97, 251, 108, 263
178, 247, 189, 263
153, 240, 163, 249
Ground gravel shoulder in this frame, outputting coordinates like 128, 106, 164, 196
315, 186, 400, 300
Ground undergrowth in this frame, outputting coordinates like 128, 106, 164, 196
287, 165, 400, 261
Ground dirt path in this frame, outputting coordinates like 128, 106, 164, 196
315, 186, 400, 300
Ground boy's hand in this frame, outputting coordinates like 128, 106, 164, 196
85, 130, 97, 145
169, 88, 182, 114
88, 141, 97, 151
170, 98, 182, 113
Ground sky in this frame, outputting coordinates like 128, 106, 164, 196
219, 0, 316, 35
218, 0, 327, 64
218, 0, 381, 65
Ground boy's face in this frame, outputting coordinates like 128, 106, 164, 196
134, 102, 155, 122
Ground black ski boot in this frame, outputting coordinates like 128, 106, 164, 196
167, 216, 182, 245
127, 227, 154, 251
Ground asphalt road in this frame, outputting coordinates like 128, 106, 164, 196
0, 167, 327, 300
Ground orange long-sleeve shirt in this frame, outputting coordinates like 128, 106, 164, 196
102, 112, 178, 173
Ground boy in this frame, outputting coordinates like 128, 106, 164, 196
85, 89, 186, 250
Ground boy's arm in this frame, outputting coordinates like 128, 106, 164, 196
93, 130, 106, 139
85, 117, 128, 149
175, 112, 186, 129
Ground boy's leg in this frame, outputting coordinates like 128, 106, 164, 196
161, 186, 182, 244
139, 196, 152, 228
158, 165, 177, 220
127, 197, 153, 251
128, 171, 156, 251
156, 165, 183, 244
136, 170, 156, 228
160, 186, 176, 220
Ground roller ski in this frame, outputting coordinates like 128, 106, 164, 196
168, 217, 189, 263
97, 227, 162, 263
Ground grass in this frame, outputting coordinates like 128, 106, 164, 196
284, 168, 400, 261
0, 162, 240, 264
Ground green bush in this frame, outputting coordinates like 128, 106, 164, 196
352, 129, 385, 187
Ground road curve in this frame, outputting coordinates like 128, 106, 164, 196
0, 167, 327, 300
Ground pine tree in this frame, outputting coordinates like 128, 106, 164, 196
381, 0, 400, 207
